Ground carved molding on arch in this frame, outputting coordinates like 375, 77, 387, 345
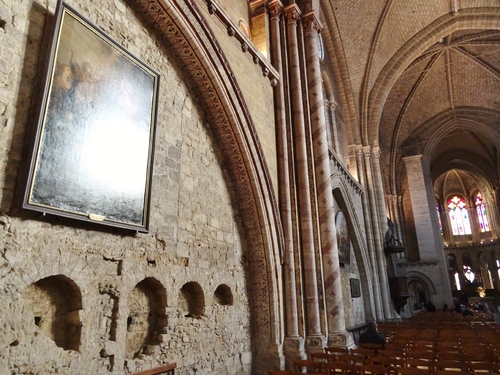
129, 0, 284, 369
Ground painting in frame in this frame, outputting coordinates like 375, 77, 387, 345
22, 1, 159, 233
335, 210, 351, 264
350, 278, 361, 298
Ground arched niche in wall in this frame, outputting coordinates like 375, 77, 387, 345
180, 281, 205, 318
126, 277, 167, 359
213, 284, 233, 306
22, 275, 82, 351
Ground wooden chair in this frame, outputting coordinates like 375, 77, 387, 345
310, 353, 335, 372
325, 347, 349, 356
294, 359, 324, 374
367, 355, 399, 369
338, 354, 365, 367
324, 362, 355, 375
359, 343, 384, 352
434, 351, 464, 362
379, 349, 405, 361
269, 371, 294, 375
464, 348, 496, 364
434, 360, 469, 372
351, 347, 376, 359
405, 350, 434, 361
401, 358, 433, 371
395, 368, 432, 375
356, 364, 391, 374
468, 361, 500, 373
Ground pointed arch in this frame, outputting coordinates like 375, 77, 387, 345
129, 0, 284, 371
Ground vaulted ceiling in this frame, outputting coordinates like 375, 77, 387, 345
320, 1, 500, 196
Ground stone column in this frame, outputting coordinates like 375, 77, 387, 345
355, 145, 383, 320
302, 10, 353, 348
284, 2, 322, 348
403, 155, 453, 306
268, 0, 304, 366
364, 146, 393, 320
327, 100, 340, 155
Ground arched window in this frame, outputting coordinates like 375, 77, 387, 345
436, 205, 443, 235
475, 192, 490, 232
448, 196, 471, 235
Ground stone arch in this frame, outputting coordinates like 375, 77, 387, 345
214, 284, 234, 306
406, 270, 437, 312
129, 0, 283, 371
22, 274, 82, 351
331, 179, 375, 320
366, 10, 500, 147
125, 277, 168, 359
180, 281, 205, 317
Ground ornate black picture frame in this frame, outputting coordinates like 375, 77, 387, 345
22, 1, 159, 233
350, 278, 361, 298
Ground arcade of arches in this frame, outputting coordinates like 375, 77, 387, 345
1, 0, 500, 374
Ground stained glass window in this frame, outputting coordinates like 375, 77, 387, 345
475, 192, 490, 232
436, 205, 443, 234
448, 196, 471, 235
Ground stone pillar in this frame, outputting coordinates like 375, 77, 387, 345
355, 145, 383, 320
403, 155, 453, 306
327, 100, 340, 155
268, 0, 304, 366
364, 146, 393, 320
284, 2, 322, 348
302, 10, 353, 348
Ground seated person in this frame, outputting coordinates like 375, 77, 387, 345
359, 321, 386, 347
425, 300, 436, 312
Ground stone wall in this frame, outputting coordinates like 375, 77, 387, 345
0, 0, 257, 374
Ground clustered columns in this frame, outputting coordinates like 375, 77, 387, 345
283, 2, 323, 351
302, 9, 352, 348
355, 145, 383, 320
268, 0, 303, 366
268, 0, 353, 368
371, 147, 400, 320
386, 194, 405, 261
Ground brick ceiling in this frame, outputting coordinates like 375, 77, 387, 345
320, 1, 500, 195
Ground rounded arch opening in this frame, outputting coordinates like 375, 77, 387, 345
126, 277, 168, 359
22, 274, 82, 351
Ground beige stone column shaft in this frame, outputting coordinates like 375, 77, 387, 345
403, 155, 453, 307
284, 3, 322, 339
363, 146, 392, 320
372, 148, 398, 319
269, 0, 299, 341
355, 145, 383, 320
327, 101, 340, 155
302, 11, 352, 348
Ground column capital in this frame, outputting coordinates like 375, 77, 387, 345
268, 0, 284, 19
284, 3, 301, 25
249, 0, 267, 16
352, 144, 364, 157
362, 145, 372, 157
402, 154, 423, 163
302, 11, 322, 32
372, 146, 381, 159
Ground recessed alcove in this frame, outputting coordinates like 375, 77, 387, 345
125, 277, 167, 359
213, 284, 233, 306
180, 281, 205, 318
22, 275, 82, 351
